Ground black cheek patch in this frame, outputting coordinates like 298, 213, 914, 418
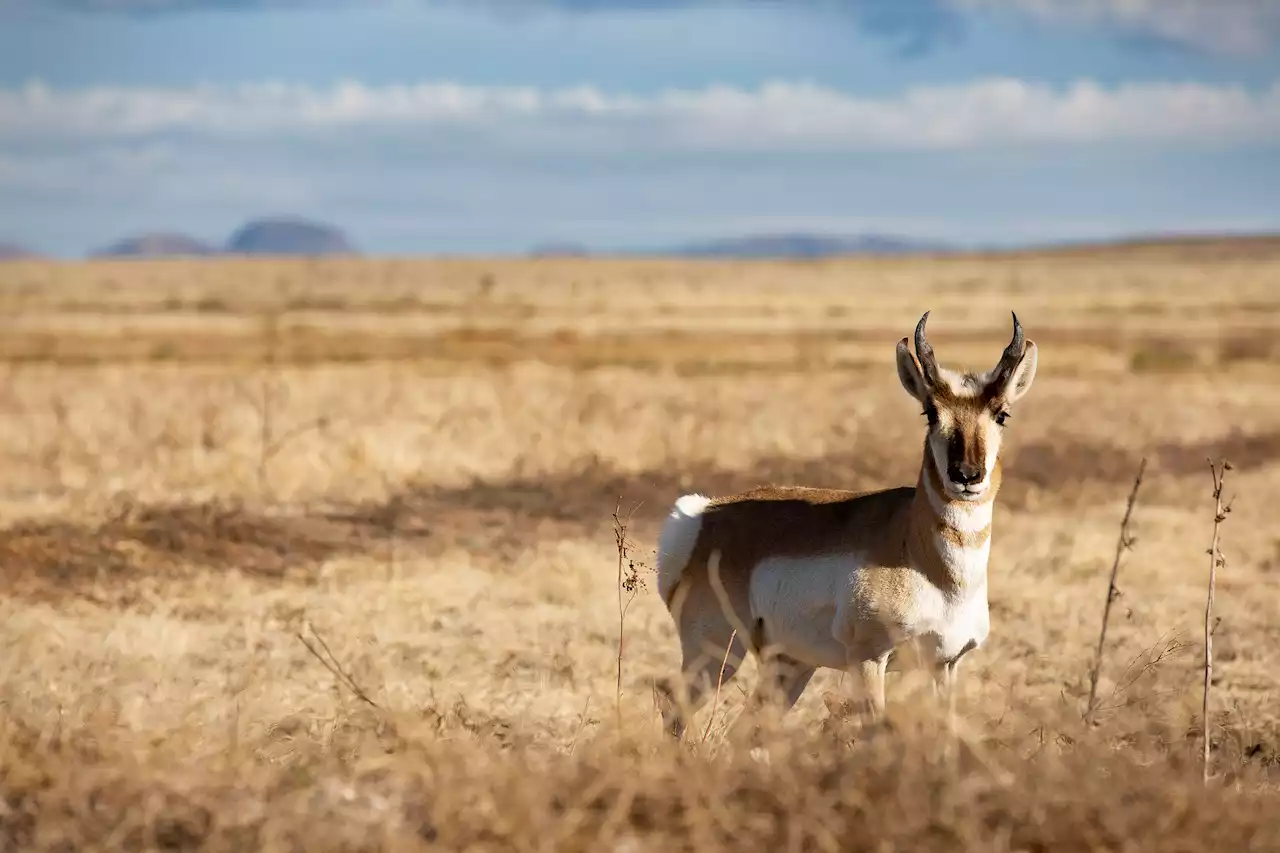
946, 429, 966, 470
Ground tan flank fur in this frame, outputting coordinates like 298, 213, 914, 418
652, 311, 1038, 740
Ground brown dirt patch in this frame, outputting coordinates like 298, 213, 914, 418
7, 426, 1277, 607
0, 499, 422, 606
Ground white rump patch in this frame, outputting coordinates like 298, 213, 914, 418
674, 493, 712, 517
656, 493, 711, 603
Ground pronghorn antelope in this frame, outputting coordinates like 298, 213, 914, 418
652, 311, 1037, 739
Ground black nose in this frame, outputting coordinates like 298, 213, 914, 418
948, 463, 983, 486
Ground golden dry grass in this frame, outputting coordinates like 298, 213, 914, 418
2, 248, 1280, 851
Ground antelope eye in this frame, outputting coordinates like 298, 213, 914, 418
995, 410, 1011, 427
922, 403, 939, 426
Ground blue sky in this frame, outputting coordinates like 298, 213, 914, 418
2, 0, 1279, 256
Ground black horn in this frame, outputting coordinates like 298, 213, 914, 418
991, 311, 1025, 382
914, 311, 940, 386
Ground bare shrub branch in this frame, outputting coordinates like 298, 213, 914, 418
255, 311, 283, 497
229, 310, 325, 498
1203, 457, 1232, 784
567, 696, 595, 757
1085, 457, 1147, 725
612, 499, 649, 728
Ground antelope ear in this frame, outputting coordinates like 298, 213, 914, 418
996, 340, 1037, 405
896, 337, 929, 403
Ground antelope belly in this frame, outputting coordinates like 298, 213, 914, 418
748, 552, 859, 670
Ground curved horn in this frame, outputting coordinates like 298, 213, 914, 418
913, 311, 940, 386
991, 311, 1025, 382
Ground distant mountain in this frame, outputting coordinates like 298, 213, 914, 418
655, 232, 955, 259
0, 242, 41, 260
90, 232, 218, 258
225, 216, 357, 256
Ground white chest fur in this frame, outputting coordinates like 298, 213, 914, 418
913, 492, 994, 662
899, 562, 991, 665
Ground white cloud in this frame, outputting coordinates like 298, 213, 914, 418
3, 76, 1280, 151
4, 74, 1280, 256
956, 0, 1280, 56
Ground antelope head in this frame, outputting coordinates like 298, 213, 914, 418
895, 311, 1038, 502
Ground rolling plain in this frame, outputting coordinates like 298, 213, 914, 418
2, 243, 1280, 851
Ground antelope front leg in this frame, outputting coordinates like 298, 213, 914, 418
824, 651, 889, 728
933, 640, 977, 733
852, 656, 889, 723
824, 627, 893, 731
933, 658, 958, 734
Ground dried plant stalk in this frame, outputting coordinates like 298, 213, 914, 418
701, 629, 738, 744
612, 499, 645, 730
295, 622, 381, 710
1203, 458, 1232, 784
1085, 457, 1147, 725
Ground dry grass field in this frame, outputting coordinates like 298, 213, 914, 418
2, 245, 1280, 851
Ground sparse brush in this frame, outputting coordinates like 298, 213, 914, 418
2, 697, 1277, 853
1089, 632, 1192, 723
2, 255, 1278, 851
229, 311, 336, 499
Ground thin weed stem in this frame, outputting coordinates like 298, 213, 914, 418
1203, 457, 1232, 784
1085, 457, 1146, 725
612, 499, 646, 732
295, 622, 381, 711
701, 629, 738, 744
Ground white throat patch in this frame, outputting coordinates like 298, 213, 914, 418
923, 468, 993, 533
